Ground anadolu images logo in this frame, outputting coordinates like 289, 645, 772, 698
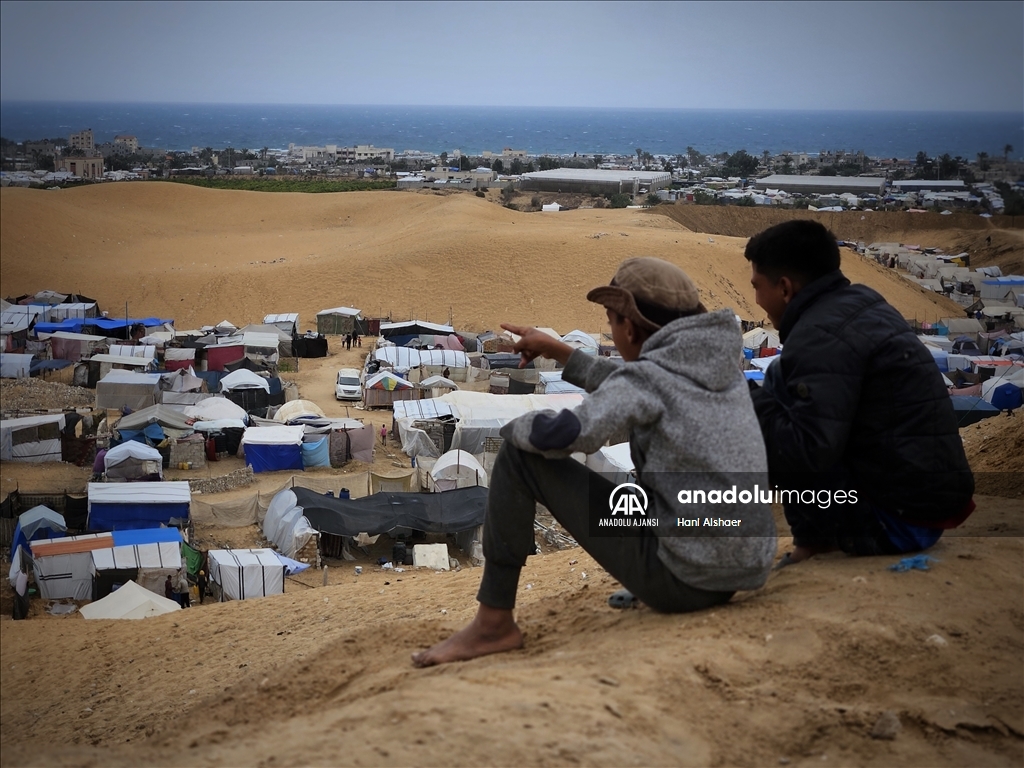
609, 483, 648, 516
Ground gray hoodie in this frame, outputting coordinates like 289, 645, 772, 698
500, 309, 777, 592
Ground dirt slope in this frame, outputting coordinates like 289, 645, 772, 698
2, 184, 966, 332
654, 206, 1024, 274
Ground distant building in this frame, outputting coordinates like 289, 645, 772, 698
113, 135, 139, 155
54, 154, 104, 179
338, 145, 394, 163
68, 128, 94, 152
521, 168, 671, 196
891, 180, 967, 193
754, 175, 885, 196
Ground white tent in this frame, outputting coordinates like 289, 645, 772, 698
585, 442, 635, 485
0, 414, 65, 462
208, 548, 285, 601
30, 533, 114, 600
273, 399, 326, 422
183, 396, 248, 423
220, 369, 271, 393
104, 441, 164, 480
80, 580, 181, 620
263, 489, 317, 557
560, 330, 599, 352
742, 328, 781, 349
374, 347, 469, 370
95, 370, 162, 411
263, 313, 299, 335
429, 449, 488, 491
0, 353, 34, 378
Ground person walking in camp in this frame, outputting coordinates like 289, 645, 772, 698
412, 257, 777, 668
165, 575, 175, 602
175, 568, 191, 608
197, 570, 208, 605
743, 220, 974, 567
380, 423, 387, 446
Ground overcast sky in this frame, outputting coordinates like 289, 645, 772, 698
1, 0, 1021, 111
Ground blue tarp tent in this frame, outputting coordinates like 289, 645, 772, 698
10, 505, 66, 559
949, 396, 1000, 427
990, 382, 1023, 411
87, 482, 191, 531
240, 426, 304, 473
301, 437, 331, 468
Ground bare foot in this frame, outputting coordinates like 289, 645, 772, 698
412, 604, 523, 667
788, 544, 839, 563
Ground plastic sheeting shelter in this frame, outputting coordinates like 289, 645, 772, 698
0, 353, 33, 378
87, 481, 191, 531
950, 396, 1000, 427
220, 369, 271, 393
30, 533, 114, 600
10, 505, 66, 559
90, 528, 184, 598
274, 400, 326, 422
429, 450, 488, 491
293, 485, 488, 537
208, 548, 285, 601
104, 440, 164, 480
241, 426, 304, 473
95, 371, 162, 411
263, 490, 317, 557
80, 579, 181, 620
585, 443, 635, 486
0, 414, 65, 462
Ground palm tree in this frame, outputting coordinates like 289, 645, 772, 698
1004, 144, 1014, 163
636, 148, 643, 168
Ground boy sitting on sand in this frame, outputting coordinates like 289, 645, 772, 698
413, 257, 777, 667
744, 220, 974, 565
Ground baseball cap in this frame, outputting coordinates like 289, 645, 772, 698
587, 257, 705, 332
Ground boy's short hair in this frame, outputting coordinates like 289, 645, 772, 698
744, 220, 841, 284
587, 257, 706, 332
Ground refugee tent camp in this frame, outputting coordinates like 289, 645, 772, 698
428, 450, 488, 491
263, 313, 299, 336
262, 489, 318, 558
103, 441, 164, 480
207, 548, 286, 601
220, 369, 271, 393
87, 481, 191, 531
0, 413, 65, 462
379, 320, 453, 346
240, 425, 304, 473
273, 399, 326, 423
80, 579, 181, 620
742, 327, 781, 350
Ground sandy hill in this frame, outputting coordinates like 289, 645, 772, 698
653, 206, 1024, 275
1, 184, 966, 332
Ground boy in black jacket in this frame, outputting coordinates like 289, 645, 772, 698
745, 220, 974, 565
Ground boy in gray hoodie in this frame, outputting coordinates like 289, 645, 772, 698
413, 257, 776, 667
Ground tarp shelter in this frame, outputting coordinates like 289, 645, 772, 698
274, 400, 326, 422
316, 306, 362, 335
87, 481, 191, 531
0, 353, 33, 378
262, 490, 318, 557
10, 505, 66, 559
293, 485, 488, 537
742, 327, 781, 349
263, 313, 299, 336
363, 370, 418, 408
116, 403, 194, 434
241, 426, 304, 473
30, 533, 114, 600
207, 548, 285, 601
374, 347, 468, 371
560, 330, 599, 353
80, 580, 181, 620
90, 527, 184, 598
95, 371, 162, 411
0, 414, 65, 462
949, 396, 1000, 427
380, 320, 454, 346
429, 450, 488, 491
104, 441, 164, 480
221, 369, 271, 393
163, 347, 196, 371
205, 341, 245, 371
44, 331, 106, 362
183, 397, 248, 424
585, 442, 635, 485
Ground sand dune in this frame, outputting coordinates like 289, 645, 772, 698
1, 184, 966, 332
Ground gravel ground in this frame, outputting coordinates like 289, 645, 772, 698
0, 377, 95, 414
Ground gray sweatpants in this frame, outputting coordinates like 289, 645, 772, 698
477, 443, 734, 613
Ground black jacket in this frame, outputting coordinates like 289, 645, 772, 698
749, 271, 974, 523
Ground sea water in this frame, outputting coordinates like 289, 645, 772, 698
1, 101, 1021, 160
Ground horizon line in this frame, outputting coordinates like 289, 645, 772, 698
1, 99, 1021, 116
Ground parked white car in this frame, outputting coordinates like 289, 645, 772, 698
335, 368, 362, 400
